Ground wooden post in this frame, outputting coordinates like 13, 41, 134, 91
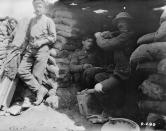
0, 77, 18, 110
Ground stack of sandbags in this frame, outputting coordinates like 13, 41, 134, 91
46, 6, 81, 87
45, 6, 82, 109
139, 73, 166, 115
130, 42, 166, 116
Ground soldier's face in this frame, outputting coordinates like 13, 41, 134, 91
33, 2, 45, 16
117, 20, 130, 32
83, 38, 94, 50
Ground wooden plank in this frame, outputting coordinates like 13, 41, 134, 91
0, 77, 18, 110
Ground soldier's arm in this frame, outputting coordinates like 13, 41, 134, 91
96, 32, 133, 51
46, 18, 57, 44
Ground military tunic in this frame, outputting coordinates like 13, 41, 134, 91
96, 30, 136, 89
18, 15, 56, 92
69, 48, 103, 87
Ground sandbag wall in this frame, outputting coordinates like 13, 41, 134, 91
130, 44, 166, 116
45, 4, 82, 108
139, 72, 166, 116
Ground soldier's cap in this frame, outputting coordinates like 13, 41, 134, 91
113, 12, 133, 24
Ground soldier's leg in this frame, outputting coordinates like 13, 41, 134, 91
18, 52, 41, 92
95, 76, 125, 117
32, 45, 50, 85
82, 67, 105, 88
32, 45, 50, 105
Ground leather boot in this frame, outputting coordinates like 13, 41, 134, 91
33, 86, 48, 106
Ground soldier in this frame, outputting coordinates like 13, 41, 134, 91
69, 36, 103, 89
87, 12, 136, 122
18, 0, 56, 106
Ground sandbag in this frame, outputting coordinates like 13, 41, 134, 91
58, 66, 69, 75
54, 42, 78, 52
55, 58, 69, 64
0, 54, 6, 60
55, 50, 71, 58
56, 24, 73, 33
136, 61, 158, 73
57, 30, 76, 38
0, 36, 5, 42
158, 58, 166, 75
0, 50, 7, 56
49, 48, 57, 58
139, 79, 166, 100
56, 36, 68, 44
46, 78, 58, 93
130, 42, 166, 64
53, 41, 66, 50
47, 64, 69, 80
45, 95, 59, 109
47, 64, 59, 79
148, 73, 166, 88
61, 44, 78, 51
7, 102, 22, 116
48, 56, 56, 65
54, 10, 73, 19
54, 17, 76, 27
0, 60, 4, 66
139, 100, 166, 115
137, 32, 155, 45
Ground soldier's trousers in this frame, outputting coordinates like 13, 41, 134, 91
82, 67, 105, 89
18, 45, 49, 92
94, 72, 125, 114
95, 72, 140, 118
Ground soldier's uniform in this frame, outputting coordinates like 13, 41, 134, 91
95, 12, 136, 90
69, 48, 103, 88
18, 14, 56, 104
94, 12, 137, 117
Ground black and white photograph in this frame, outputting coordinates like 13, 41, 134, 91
0, 0, 165, 131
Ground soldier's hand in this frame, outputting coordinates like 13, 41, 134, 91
83, 64, 93, 70
94, 83, 103, 92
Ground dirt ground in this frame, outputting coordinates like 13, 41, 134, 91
0, 104, 101, 131
0, 104, 164, 131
